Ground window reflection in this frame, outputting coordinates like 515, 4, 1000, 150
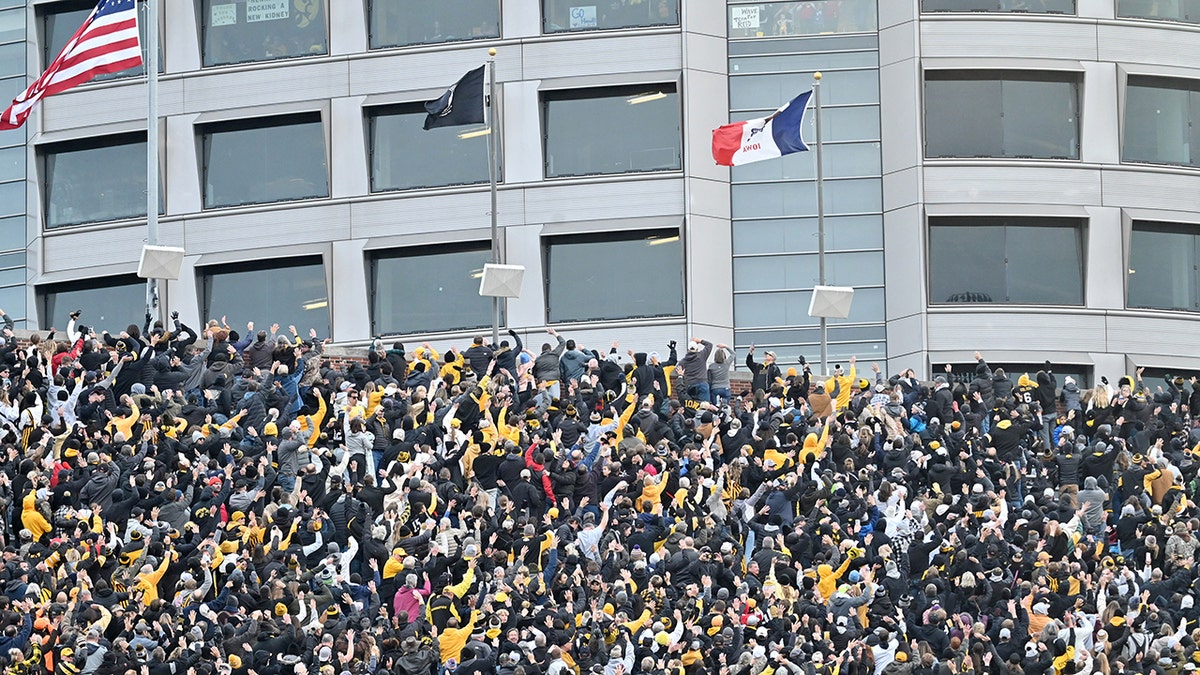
544, 230, 683, 323
202, 257, 330, 336
371, 246, 496, 335
1123, 76, 1200, 169
40, 275, 145, 331
369, 0, 499, 49
201, 114, 328, 209
1129, 223, 1200, 312
42, 133, 146, 228
544, 0, 678, 33
728, 1, 877, 38
202, 0, 327, 67
543, 85, 681, 178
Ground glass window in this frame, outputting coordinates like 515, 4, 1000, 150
545, 229, 683, 323
1123, 76, 1200, 169
731, 70, 878, 109
734, 251, 884, 291
0, 43, 23, 77
733, 215, 884, 254
1128, 222, 1200, 312
728, 1, 877, 38
544, 0, 678, 33
0, 215, 21, 245
734, 286, 885, 327
544, 84, 681, 178
0, 283, 23, 323
732, 140, 882, 182
40, 274, 145, 331
0, 146, 21, 183
202, 0, 327, 67
732, 177, 882, 218
928, 217, 1084, 305
921, 0, 1074, 13
370, 245, 495, 335
42, 132, 146, 228
41, 0, 159, 81
369, 0, 499, 49
1117, 0, 1200, 24
201, 257, 330, 336
924, 71, 1080, 159
0, 180, 21, 217
201, 113, 328, 209
368, 103, 491, 192
0, 8, 23, 44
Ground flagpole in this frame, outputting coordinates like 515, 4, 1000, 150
814, 72, 827, 377
145, 0, 160, 323
485, 48, 500, 347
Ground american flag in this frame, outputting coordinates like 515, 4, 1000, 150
0, 0, 143, 130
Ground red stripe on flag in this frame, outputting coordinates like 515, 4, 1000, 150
0, 1, 142, 130
711, 121, 747, 167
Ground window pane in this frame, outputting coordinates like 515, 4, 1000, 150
0, 9, 23, 44
733, 215, 883, 254
733, 104, 880, 141
730, 50, 878, 75
0, 251, 23, 268
734, 251, 884, 291
42, 0, 157, 81
0, 180, 21, 217
40, 275, 145, 331
369, 0, 499, 49
203, 257, 330, 336
43, 133, 146, 228
1129, 224, 1198, 311
729, 1, 877, 38
202, 0, 327, 67
202, 114, 328, 209
925, 72, 1079, 159
1124, 77, 1200, 168
732, 177, 882, 218
371, 246, 495, 334
0, 43, 23, 77
1118, 0, 1200, 23
1005, 224, 1082, 304
0, 284, 23, 321
369, 104, 491, 191
544, 85, 680, 178
734, 286, 884, 327
546, 230, 683, 323
731, 69, 878, 109
922, 0, 1075, 13
544, 0, 678, 33
929, 217, 1084, 305
0, 145, 21, 182
0, 215, 22, 245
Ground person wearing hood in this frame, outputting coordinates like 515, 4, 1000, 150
1078, 476, 1109, 536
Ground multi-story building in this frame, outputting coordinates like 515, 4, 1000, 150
12, 1, 1200, 382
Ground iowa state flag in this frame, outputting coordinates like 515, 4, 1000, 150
711, 90, 813, 167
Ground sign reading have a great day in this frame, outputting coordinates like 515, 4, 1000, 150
246, 0, 290, 23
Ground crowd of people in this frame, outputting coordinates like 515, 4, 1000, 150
0, 305, 1196, 675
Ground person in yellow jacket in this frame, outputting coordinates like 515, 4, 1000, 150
799, 415, 835, 465
134, 553, 171, 606
824, 355, 857, 412
21, 491, 51, 543
436, 608, 481, 664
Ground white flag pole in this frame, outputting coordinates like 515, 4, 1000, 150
814, 72, 827, 377
145, 0, 160, 322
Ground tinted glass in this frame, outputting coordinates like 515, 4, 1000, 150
372, 247, 495, 334
202, 114, 328, 209
1117, 0, 1200, 23
734, 251, 884, 291
1124, 77, 1200, 168
43, 133, 146, 228
733, 215, 883, 254
1128, 224, 1199, 311
0, 216, 22, 245
369, 0, 499, 49
728, 1, 877, 38
42, 0, 156, 81
202, 0, 327, 67
203, 257, 330, 336
0, 8, 20, 44
544, 85, 680, 178
929, 218, 1083, 305
41, 275, 145, 331
544, 0, 678, 33
731, 69, 878, 109
369, 104, 491, 192
0, 283, 23, 324
731, 177, 882, 218
922, 0, 1074, 12
925, 72, 1079, 159
545, 230, 683, 323
734, 287, 885, 328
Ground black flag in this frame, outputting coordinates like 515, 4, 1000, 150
423, 65, 486, 130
